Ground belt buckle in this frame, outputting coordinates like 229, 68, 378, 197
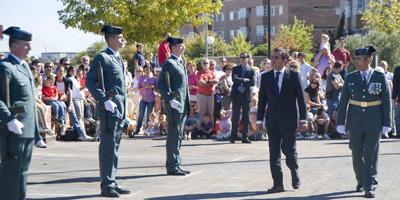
360, 102, 368, 107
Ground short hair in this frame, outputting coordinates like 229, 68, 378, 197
298, 52, 306, 57
136, 43, 143, 49
222, 63, 234, 72
47, 74, 56, 81
81, 55, 89, 61
8, 37, 17, 48
209, 59, 216, 65
44, 62, 54, 69
273, 48, 289, 60
333, 60, 343, 68
59, 57, 69, 65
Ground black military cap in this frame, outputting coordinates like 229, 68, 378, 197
3, 26, 32, 41
101, 25, 123, 35
355, 45, 376, 56
167, 37, 184, 45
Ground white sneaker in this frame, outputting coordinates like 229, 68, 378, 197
60, 126, 66, 136
304, 133, 311, 140
382, 132, 389, 139
35, 140, 47, 148
84, 135, 93, 140
296, 133, 304, 140
323, 133, 330, 140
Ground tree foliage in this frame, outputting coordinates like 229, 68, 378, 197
184, 32, 231, 60
272, 17, 313, 56
229, 33, 253, 56
72, 41, 105, 65
362, 0, 400, 34
251, 43, 269, 56
344, 31, 400, 72
58, 0, 222, 45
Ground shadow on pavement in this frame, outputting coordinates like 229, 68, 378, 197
28, 173, 166, 185
27, 194, 100, 200
146, 191, 268, 200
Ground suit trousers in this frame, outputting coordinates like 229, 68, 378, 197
231, 95, 250, 140
99, 117, 123, 190
165, 105, 187, 171
0, 137, 34, 200
197, 93, 214, 123
349, 132, 380, 191
267, 125, 299, 186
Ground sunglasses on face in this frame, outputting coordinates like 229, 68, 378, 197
240, 56, 249, 59
289, 65, 297, 68
202, 62, 209, 65
272, 55, 281, 60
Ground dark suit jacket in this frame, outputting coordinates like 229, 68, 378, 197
230, 65, 256, 101
257, 68, 307, 132
86, 48, 127, 122
392, 66, 400, 101
157, 55, 190, 114
0, 55, 39, 138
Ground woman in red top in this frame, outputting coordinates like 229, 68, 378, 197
197, 58, 218, 124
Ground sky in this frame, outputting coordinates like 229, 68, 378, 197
0, 0, 101, 57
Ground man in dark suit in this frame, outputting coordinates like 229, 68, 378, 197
0, 26, 38, 200
392, 65, 400, 137
157, 37, 191, 176
86, 25, 130, 197
230, 52, 256, 143
257, 48, 307, 193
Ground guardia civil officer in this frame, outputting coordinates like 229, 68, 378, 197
337, 46, 391, 198
157, 37, 191, 176
0, 26, 38, 200
86, 25, 130, 197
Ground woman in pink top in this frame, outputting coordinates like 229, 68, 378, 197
187, 61, 198, 103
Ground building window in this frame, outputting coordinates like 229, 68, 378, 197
238, 27, 248, 36
230, 11, 234, 20
230, 30, 235, 38
256, 5, 265, 16
271, 26, 276, 35
239, 7, 247, 19
220, 13, 224, 22
278, 5, 283, 15
256, 25, 267, 37
271, 6, 276, 16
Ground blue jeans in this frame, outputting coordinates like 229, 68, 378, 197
136, 100, 155, 132
68, 110, 85, 137
46, 100, 66, 121
326, 98, 338, 118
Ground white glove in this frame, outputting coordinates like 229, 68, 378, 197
336, 125, 346, 134
7, 119, 24, 135
381, 126, 392, 134
104, 100, 117, 113
169, 99, 181, 111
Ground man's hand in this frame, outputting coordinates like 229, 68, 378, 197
7, 119, 24, 135
104, 100, 117, 113
256, 121, 263, 132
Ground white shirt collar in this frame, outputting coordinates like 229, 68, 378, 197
359, 66, 372, 76
9, 53, 23, 64
274, 67, 286, 74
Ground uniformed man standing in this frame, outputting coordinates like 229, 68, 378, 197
86, 25, 130, 197
0, 26, 38, 200
337, 46, 391, 198
157, 37, 190, 176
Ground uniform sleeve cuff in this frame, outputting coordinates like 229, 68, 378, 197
256, 121, 263, 125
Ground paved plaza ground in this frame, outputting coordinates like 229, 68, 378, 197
27, 136, 400, 200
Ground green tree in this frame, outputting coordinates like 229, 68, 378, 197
184, 32, 231, 60
58, 0, 222, 45
344, 31, 400, 72
362, 0, 400, 34
272, 17, 313, 55
229, 33, 253, 56
251, 43, 269, 56
72, 41, 105, 65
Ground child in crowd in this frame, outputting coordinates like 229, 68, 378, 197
320, 33, 330, 51
144, 112, 159, 136
213, 109, 232, 141
192, 113, 213, 139
314, 108, 331, 139
159, 114, 168, 136
249, 97, 262, 141
184, 107, 200, 140
42, 74, 67, 135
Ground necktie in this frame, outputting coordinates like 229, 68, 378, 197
275, 71, 281, 95
362, 71, 367, 86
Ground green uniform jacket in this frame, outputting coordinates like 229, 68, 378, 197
337, 69, 391, 134
86, 48, 127, 128
0, 55, 38, 138
157, 55, 190, 114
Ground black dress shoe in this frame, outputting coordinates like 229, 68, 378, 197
365, 191, 375, 198
167, 169, 186, 176
114, 186, 130, 194
242, 138, 252, 143
101, 188, 120, 197
178, 167, 190, 174
356, 184, 364, 192
267, 185, 284, 193
230, 139, 235, 143
292, 181, 301, 190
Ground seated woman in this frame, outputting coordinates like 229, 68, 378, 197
304, 79, 327, 140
